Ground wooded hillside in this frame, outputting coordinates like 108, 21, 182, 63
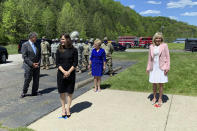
0, 0, 196, 44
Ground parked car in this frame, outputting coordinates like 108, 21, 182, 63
185, 38, 197, 52
173, 38, 186, 44
18, 39, 52, 53
173, 41, 185, 43
111, 41, 126, 51
0, 46, 8, 63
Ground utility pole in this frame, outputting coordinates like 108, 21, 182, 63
160, 25, 165, 33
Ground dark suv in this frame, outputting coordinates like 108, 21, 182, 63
18, 39, 52, 53
185, 38, 197, 52
111, 42, 126, 51
0, 46, 8, 63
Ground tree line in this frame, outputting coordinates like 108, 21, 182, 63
0, 0, 197, 44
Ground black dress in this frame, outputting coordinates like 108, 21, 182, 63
56, 47, 78, 94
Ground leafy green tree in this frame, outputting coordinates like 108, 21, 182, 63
92, 12, 105, 39
1, 0, 17, 43
41, 7, 56, 38
0, 0, 197, 44
57, 2, 75, 34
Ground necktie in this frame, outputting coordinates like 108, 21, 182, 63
32, 43, 36, 54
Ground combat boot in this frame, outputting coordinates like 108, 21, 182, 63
42, 66, 45, 70
46, 66, 49, 70
88, 71, 91, 75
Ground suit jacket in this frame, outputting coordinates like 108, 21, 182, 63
21, 41, 41, 69
146, 43, 170, 71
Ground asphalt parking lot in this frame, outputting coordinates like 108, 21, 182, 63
0, 54, 135, 128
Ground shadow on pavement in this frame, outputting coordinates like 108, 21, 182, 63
5, 61, 13, 64
71, 101, 92, 114
147, 93, 169, 103
104, 72, 117, 76
39, 74, 49, 78
39, 87, 57, 94
100, 84, 111, 89
49, 66, 57, 70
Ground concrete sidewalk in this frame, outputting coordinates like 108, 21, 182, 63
28, 89, 197, 131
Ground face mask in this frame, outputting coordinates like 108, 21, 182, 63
104, 41, 108, 43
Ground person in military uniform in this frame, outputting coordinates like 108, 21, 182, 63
51, 39, 55, 66
82, 39, 90, 70
55, 38, 60, 49
51, 38, 60, 67
101, 37, 114, 76
89, 38, 94, 56
88, 38, 95, 75
73, 38, 80, 72
41, 36, 50, 70
73, 38, 78, 47
77, 38, 84, 73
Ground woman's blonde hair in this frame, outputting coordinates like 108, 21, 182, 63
152, 32, 164, 46
94, 39, 102, 46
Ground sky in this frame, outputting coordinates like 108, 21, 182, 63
114, 0, 197, 26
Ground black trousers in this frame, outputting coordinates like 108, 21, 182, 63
23, 67, 40, 94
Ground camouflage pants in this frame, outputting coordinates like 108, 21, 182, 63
78, 55, 83, 71
51, 53, 56, 65
106, 58, 113, 74
42, 54, 49, 66
83, 55, 89, 69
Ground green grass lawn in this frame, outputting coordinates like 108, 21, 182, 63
3, 44, 18, 55
8, 127, 34, 131
2, 42, 184, 55
127, 43, 185, 50
0, 123, 34, 131
167, 43, 185, 50
102, 51, 197, 96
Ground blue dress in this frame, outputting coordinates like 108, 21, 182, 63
90, 48, 106, 76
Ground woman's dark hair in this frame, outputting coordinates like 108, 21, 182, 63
59, 33, 73, 52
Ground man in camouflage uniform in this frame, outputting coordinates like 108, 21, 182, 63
101, 37, 114, 76
51, 39, 55, 66
88, 38, 94, 75
51, 38, 60, 67
73, 38, 78, 47
82, 39, 90, 70
41, 37, 50, 70
89, 38, 94, 56
73, 38, 81, 73
77, 38, 84, 73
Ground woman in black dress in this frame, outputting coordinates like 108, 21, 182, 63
56, 34, 78, 118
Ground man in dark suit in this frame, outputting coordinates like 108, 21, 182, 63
21, 32, 41, 98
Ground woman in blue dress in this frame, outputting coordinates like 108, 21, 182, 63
88, 39, 106, 92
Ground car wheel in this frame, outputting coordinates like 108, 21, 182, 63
192, 47, 197, 52
1, 54, 6, 63
145, 44, 149, 49
126, 44, 130, 49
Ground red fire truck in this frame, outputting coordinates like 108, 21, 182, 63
138, 37, 152, 48
118, 36, 137, 48
118, 36, 152, 49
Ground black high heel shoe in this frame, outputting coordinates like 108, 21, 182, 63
62, 114, 67, 118
66, 114, 71, 118
61, 111, 67, 118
